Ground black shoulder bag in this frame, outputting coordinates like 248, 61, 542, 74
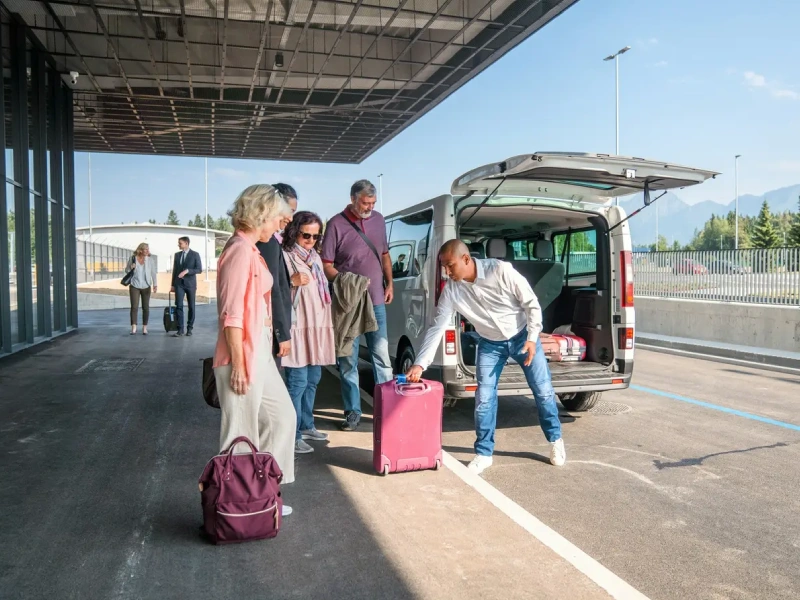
121, 255, 136, 286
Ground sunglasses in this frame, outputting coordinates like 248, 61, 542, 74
300, 232, 321, 241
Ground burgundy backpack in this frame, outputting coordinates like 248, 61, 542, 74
199, 436, 283, 545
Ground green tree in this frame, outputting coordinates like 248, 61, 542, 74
751, 200, 780, 249
788, 196, 800, 247
649, 235, 669, 252
166, 210, 180, 226
688, 215, 735, 250
214, 215, 233, 232
724, 210, 752, 248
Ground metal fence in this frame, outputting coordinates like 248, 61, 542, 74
76, 240, 156, 284
632, 248, 800, 306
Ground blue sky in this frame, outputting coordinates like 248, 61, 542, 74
74, 0, 800, 228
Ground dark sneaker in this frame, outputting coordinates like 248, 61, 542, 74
340, 411, 360, 431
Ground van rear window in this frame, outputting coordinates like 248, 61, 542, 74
552, 229, 597, 277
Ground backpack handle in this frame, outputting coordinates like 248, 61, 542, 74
222, 436, 266, 481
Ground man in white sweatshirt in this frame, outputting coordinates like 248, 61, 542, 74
406, 239, 565, 475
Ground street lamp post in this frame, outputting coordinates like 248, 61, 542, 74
734, 154, 741, 250
204, 157, 209, 282
88, 153, 94, 282
604, 45, 631, 206
378, 173, 383, 214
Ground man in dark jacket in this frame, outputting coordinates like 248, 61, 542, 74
170, 236, 203, 337
256, 183, 298, 366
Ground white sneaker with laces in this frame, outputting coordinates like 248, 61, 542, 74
550, 438, 566, 466
467, 455, 493, 475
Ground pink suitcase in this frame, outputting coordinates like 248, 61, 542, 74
373, 377, 444, 476
540, 333, 587, 362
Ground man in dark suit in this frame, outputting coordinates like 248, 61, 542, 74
256, 183, 298, 367
170, 236, 203, 337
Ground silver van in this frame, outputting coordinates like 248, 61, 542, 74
376, 153, 716, 410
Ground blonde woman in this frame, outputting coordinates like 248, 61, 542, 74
125, 243, 158, 335
213, 184, 297, 514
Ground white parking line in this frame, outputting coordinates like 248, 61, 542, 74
323, 366, 651, 600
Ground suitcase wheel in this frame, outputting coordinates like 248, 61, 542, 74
381, 465, 389, 476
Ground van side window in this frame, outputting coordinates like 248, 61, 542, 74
389, 243, 413, 279
552, 229, 597, 277
388, 209, 433, 276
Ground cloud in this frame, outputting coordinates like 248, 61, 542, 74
741, 71, 798, 100
213, 167, 248, 179
743, 71, 766, 88
636, 37, 659, 48
776, 160, 800, 174
773, 89, 800, 100
654, 60, 668, 68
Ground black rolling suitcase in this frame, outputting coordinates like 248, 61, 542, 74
163, 292, 179, 333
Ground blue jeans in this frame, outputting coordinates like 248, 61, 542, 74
474, 328, 562, 456
337, 303, 393, 416
285, 365, 322, 440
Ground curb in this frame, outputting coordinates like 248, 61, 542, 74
636, 335, 800, 375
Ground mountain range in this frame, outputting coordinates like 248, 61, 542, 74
620, 184, 800, 246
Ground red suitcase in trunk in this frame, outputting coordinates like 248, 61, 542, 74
373, 378, 444, 476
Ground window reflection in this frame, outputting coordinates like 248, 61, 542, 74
387, 209, 432, 278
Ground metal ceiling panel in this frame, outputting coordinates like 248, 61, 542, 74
7, 0, 580, 162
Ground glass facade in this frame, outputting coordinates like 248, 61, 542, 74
1, 9, 76, 356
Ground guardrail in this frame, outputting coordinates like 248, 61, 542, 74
632, 248, 800, 306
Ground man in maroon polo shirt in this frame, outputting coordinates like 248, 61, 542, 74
321, 179, 394, 431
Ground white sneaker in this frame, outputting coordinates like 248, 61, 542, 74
467, 455, 493, 475
281, 505, 293, 517
295, 439, 314, 454
301, 428, 329, 441
550, 438, 566, 467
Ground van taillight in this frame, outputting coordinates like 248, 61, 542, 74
618, 327, 634, 350
435, 256, 447, 305
621, 251, 634, 307
445, 330, 456, 355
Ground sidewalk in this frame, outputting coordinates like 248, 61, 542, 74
636, 332, 800, 372
0, 306, 615, 600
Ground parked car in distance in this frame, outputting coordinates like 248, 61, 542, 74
673, 258, 708, 275
706, 259, 749, 274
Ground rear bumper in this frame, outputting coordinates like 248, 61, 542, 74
445, 369, 632, 399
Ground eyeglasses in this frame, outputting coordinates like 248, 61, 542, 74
300, 233, 321, 241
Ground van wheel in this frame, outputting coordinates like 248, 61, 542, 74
559, 392, 601, 412
396, 345, 416, 376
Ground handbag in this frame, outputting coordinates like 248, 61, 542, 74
198, 436, 284, 545
120, 256, 136, 286
201, 357, 220, 408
